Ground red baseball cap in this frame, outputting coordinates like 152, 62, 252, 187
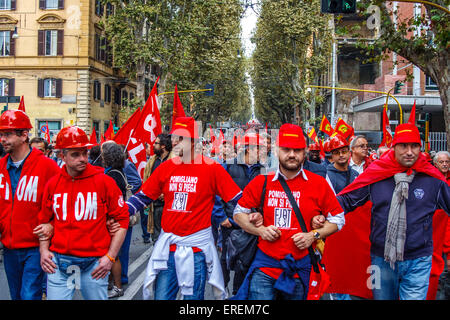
392, 123, 421, 146
170, 117, 199, 139
277, 124, 306, 149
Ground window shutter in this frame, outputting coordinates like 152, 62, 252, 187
9, 30, 15, 56
39, 0, 46, 10
8, 79, 14, 96
100, 37, 106, 62
58, 0, 64, 10
38, 79, 44, 97
57, 30, 64, 56
38, 30, 44, 56
55, 79, 62, 98
11, 0, 16, 10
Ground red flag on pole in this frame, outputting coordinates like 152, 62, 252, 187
113, 107, 141, 145
44, 121, 51, 144
331, 117, 354, 140
307, 127, 319, 144
319, 115, 333, 136
104, 120, 114, 141
171, 84, 186, 129
90, 127, 98, 145
379, 106, 393, 148
18, 96, 25, 112
408, 100, 416, 125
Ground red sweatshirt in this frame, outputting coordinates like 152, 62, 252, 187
38, 164, 129, 257
0, 149, 60, 249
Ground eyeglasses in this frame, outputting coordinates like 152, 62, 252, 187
331, 148, 350, 156
153, 142, 160, 145
438, 160, 450, 164
355, 144, 369, 149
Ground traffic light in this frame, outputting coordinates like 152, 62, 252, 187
321, 0, 356, 14
205, 84, 214, 96
394, 81, 404, 94
417, 118, 426, 141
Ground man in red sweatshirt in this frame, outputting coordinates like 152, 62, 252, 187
0, 110, 60, 300
36, 126, 129, 300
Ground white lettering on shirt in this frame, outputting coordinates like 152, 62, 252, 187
16, 175, 39, 202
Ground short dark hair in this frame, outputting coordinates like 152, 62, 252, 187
157, 133, 172, 152
89, 145, 101, 161
101, 142, 125, 169
30, 137, 49, 150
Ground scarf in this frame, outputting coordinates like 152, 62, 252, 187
384, 172, 415, 269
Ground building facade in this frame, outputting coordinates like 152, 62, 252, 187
0, 0, 139, 141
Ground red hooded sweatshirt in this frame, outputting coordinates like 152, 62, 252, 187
0, 148, 60, 249
38, 164, 129, 257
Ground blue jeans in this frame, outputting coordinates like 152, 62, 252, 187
46, 253, 109, 300
119, 227, 133, 284
3, 247, 44, 300
370, 254, 432, 300
248, 268, 305, 300
154, 251, 207, 300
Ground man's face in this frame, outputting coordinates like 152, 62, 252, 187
436, 154, 450, 175
331, 146, 350, 166
246, 145, 259, 164
309, 150, 320, 162
62, 148, 89, 175
31, 142, 46, 153
153, 138, 162, 156
394, 143, 421, 167
352, 138, 369, 158
278, 147, 305, 172
0, 130, 27, 154
171, 135, 192, 158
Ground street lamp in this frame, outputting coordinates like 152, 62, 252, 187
12, 27, 18, 39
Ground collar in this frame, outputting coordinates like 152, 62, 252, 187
350, 157, 365, 167
7, 148, 32, 170
272, 164, 308, 182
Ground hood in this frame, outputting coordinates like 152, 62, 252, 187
60, 163, 104, 180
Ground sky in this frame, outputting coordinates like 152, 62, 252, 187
240, 4, 258, 57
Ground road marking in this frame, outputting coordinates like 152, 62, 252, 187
127, 246, 152, 276
119, 269, 147, 300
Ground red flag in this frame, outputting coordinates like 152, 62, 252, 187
90, 127, 98, 145
18, 96, 25, 112
104, 120, 114, 141
319, 115, 333, 136
131, 78, 162, 145
113, 107, 141, 145
331, 117, 354, 140
319, 139, 326, 160
307, 127, 319, 144
44, 121, 51, 144
408, 100, 416, 125
379, 106, 393, 148
171, 84, 186, 128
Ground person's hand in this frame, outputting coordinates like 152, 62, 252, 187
106, 218, 121, 236
258, 225, 281, 242
249, 212, 263, 227
40, 249, 56, 274
91, 256, 114, 280
311, 215, 325, 229
292, 232, 315, 250
158, 194, 164, 201
220, 218, 232, 228
33, 223, 54, 241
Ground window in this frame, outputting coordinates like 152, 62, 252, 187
106, 3, 114, 17
121, 90, 128, 107
0, 78, 13, 96
425, 75, 438, 91
92, 121, 100, 142
0, 31, 10, 56
104, 84, 111, 103
38, 29, 63, 56
39, 0, 64, 10
38, 78, 62, 98
0, 0, 12, 10
114, 87, 121, 105
95, 34, 106, 62
93, 80, 101, 100
38, 120, 61, 139
95, 0, 104, 17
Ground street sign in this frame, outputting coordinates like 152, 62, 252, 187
0, 96, 20, 103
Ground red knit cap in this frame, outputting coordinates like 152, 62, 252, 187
392, 123, 421, 146
277, 123, 306, 149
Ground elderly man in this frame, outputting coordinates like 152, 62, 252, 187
318, 123, 450, 300
349, 135, 371, 174
435, 151, 450, 181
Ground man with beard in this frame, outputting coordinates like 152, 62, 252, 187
232, 123, 344, 300
143, 133, 174, 243
0, 110, 60, 300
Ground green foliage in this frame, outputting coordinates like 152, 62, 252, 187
251, 0, 333, 126
102, 0, 251, 126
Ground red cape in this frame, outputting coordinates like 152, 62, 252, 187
322, 150, 448, 299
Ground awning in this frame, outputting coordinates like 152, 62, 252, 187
352, 95, 442, 113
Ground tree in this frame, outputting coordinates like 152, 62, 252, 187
251, 0, 333, 127
338, 0, 449, 150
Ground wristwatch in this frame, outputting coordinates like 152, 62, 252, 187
312, 230, 321, 240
